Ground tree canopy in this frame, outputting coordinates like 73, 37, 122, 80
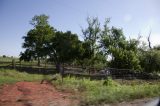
21, 14, 55, 66
20, 14, 160, 73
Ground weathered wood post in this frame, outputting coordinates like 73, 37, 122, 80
12, 59, 15, 69
19, 60, 22, 68
45, 59, 47, 69
60, 64, 64, 83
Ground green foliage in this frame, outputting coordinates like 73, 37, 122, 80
140, 50, 160, 72
101, 25, 141, 70
103, 77, 119, 86
0, 56, 18, 62
2, 55, 6, 58
53, 77, 160, 105
30, 14, 49, 27
82, 17, 101, 58
79, 17, 106, 69
49, 31, 81, 64
153, 45, 160, 50
20, 15, 160, 74
21, 14, 55, 66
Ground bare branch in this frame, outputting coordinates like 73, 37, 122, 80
147, 30, 152, 49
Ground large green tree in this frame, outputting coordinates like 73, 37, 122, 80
101, 21, 141, 70
139, 43, 160, 73
21, 14, 55, 66
48, 31, 81, 72
82, 17, 101, 58
140, 50, 160, 72
80, 17, 107, 69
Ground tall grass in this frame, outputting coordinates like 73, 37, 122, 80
0, 68, 50, 85
53, 76, 160, 105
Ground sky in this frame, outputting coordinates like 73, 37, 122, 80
0, 0, 160, 57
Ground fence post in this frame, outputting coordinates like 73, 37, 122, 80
45, 59, 47, 69
12, 59, 15, 69
20, 60, 22, 68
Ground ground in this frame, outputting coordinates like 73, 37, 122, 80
0, 81, 79, 106
0, 81, 158, 106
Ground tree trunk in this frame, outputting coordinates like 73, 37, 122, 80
56, 63, 64, 82
38, 57, 40, 67
56, 63, 61, 73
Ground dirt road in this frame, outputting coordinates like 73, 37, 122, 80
0, 81, 78, 106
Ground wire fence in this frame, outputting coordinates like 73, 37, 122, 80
64, 67, 160, 80
0, 57, 159, 80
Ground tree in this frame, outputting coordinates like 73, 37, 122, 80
140, 50, 160, 73
139, 38, 160, 72
153, 45, 160, 50
48, 31, 81, 72
21, 14, 55, 66
80, 17, 106, 69
82, 17, 101, 58
2, 55, 6, 58
101, 23, 141, 70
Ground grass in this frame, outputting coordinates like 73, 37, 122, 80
0, 68, 159, 105
0, 68, 51, 85
53, 76, 160, 105
0, 56, 19, 62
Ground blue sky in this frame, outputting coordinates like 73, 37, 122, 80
0, 0, 160, 57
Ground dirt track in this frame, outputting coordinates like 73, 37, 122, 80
0, 82, 78, 106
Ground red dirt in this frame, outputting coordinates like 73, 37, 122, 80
0, 81, 79, 106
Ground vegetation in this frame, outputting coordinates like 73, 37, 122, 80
53, 76, 160, 105
139, 46, 160, 73
0, 6, 160, 106
20, 15, 55, 66
0, 68, 159, 105
0, 56, 18, 62
48, 31, 82, 72
0, 68, 50, 85
101, 22, 141, 70
20, 14, 160, 73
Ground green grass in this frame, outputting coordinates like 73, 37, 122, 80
53, 76, 160, 105
0, 68, 51, 85
0, 56, 18, 62
0, 68, 159, 105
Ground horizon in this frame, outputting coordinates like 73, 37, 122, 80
0, 0, 160, 57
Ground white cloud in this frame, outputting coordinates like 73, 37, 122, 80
123, 14, 132, 23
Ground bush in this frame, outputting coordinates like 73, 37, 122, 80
140, 50, 160, 73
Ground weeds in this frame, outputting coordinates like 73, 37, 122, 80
53, 76, 160, 105
0, 68, 159, 105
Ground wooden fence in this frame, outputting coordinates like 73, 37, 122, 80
0, 57, 159, 80
64, 67, 160, 80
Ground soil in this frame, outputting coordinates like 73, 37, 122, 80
0, 81, 79, 106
